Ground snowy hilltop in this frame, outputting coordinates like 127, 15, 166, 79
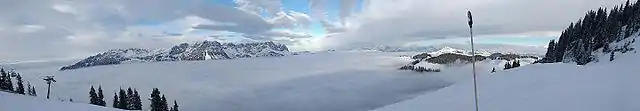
60, 41, 290, 70
0, 92, 121, 111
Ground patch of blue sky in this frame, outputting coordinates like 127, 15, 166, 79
282, 0, 310, 13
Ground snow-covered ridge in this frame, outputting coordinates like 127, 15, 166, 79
335, 44, 545, 57
343, 46, 438, 52
60, 41, 290, 70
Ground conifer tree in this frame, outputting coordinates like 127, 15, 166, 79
504, 62, 512, 70
610, 52, 615, 61
26, 82, 33, 96
161, 95, 169, 111
89, 86, 98, 105
150, 88, 162, 111
5, 70, 14, 92
31, 86, 37, 96
544, 40, 556, 62
133, 89, 143, 110
170, 100, 179, 111
127, 87, 134, 109
15, 73, 25, 94
113, 93, 119, 108
0, 68, 5, 91
97, 86, 106, 106
118, 89, 128, 109
0, 68, 4, 91
0, 68, 13, 92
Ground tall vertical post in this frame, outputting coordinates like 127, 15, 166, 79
43, 76, 56, 99
47, 83, 51, 99
467, 10, 479, 111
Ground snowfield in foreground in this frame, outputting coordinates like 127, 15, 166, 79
0, 92, 121, 111
374, 40, 640, 111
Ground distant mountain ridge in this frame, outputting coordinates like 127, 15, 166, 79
60, 41, 290, 70
334, 44, 546, 55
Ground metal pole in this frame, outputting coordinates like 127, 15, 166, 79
46, 82, 51, 99
467, 10, 479, 111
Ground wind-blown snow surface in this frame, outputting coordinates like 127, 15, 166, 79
373, 41, 640, 110
0, 92, 121, 111
6, 52, 464, 111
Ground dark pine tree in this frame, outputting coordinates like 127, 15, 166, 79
15, 73, 25, 94
5, 70, 14, 92
30, 86, 37, 96
610, 52, 615, 61
112, 93, 119, 108
118, 89, 129, 109
89, 86, 98, 105
544, 40, 556, 62
133, 89, 143, 110
0, 68, 13, 92
127, 87, 134, 109
0, 68, 5, 91
26, 82, 33, 96
170, 100, 179, 111
504, 62, 512, 70
161, 95, 169, 111
150, 88, 162, 111
97, 86, 106, 106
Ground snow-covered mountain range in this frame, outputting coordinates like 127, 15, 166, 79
337, 44, 545, 56
60, 41, 290, 70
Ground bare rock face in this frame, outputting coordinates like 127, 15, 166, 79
60, 41, 290, 70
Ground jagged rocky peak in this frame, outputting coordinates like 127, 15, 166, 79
60, 41, 291, 71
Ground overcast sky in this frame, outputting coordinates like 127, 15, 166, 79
0, 0, 630, 62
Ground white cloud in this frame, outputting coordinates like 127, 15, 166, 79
263, 29, 313, 38
234, 0, 283, 16
17, 25, 46, 33
52, 4, 78, 14
320, 0, 628, 49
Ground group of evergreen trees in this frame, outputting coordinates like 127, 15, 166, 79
504, 60, 521, 70
89, 86, 107, 106
112, 87, 143, 110
0, 68, 37, 96
0, 68, 15, 92
150, 88, 179, 111
88, 86, 178, 111
541, 0, 640, 65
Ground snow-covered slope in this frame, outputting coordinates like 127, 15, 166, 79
372, 36, 640, 111
60, 41, 290, 70
0, 92, 121, 111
